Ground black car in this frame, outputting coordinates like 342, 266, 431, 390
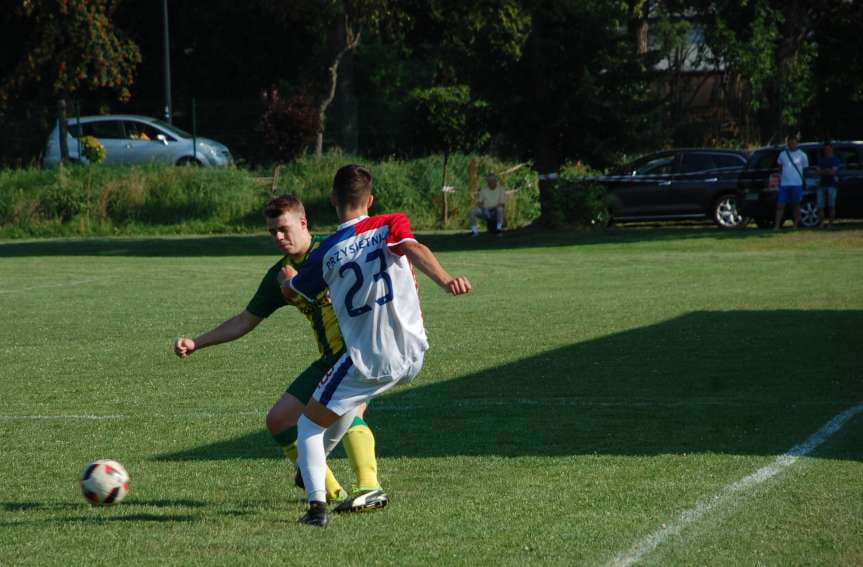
590, 149, 750, 228
738, 141, 863, 228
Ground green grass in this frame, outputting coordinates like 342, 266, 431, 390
0, 154, 539, 238
1, 223, 862, 566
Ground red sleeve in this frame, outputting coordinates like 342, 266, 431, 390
385, 213, 414, 242
384, 213, 415, 255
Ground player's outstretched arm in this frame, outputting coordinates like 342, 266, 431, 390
174, 310, 263, 358
394, 240, 472, 296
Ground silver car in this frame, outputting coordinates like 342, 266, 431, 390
43, 114, 232, 167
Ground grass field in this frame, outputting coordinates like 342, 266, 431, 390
1, 223, 862, 566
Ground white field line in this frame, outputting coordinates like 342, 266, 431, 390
603, 402, 863, 567
0, 278, 109, 295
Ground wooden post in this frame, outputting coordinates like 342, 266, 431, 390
442, 185, 456, 228
271, 164, 282, 195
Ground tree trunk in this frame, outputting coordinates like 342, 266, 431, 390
316, 11, 360, 158
58, 98, 69, 163
441, 150, 450, 227
527, 15, 562, 227
337, 13, 359, 155
771, 0, 808, 141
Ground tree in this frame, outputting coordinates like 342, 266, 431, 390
699, 0, 816, 143
0, 0, 141, 163
507, 1, 657, 225
409, 84, 490, 224
316, 5, 361, 158
799, 2, 863, 141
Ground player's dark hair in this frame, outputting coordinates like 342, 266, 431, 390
332, 164, 372, 210
264, 195, 305, 218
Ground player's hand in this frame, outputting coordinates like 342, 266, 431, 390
445, 276, 472, 296
174, 337, 196, 358
277, 264, 298, 287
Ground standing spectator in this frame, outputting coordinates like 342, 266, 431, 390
816, 142, 841, 228
468, 174, 506, 236
775, 134, 809, 229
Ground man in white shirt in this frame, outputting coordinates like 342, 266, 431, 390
775, 134, 809, 229
280, 164, 472, 527
469, 174, 506, 235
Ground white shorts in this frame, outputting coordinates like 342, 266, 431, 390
312, 351, 424, 416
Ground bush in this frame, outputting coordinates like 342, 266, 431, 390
81, 136, 106, 164
0, 164, 269, 237
258, 87, 319, 162
0, 153, 542, 238
546, 175, 609, 228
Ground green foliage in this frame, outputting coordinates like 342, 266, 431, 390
702, 0, 817, 141
0, 154, 540, 237
408, 85, 490, 155
0, 165, 269, 237
0, 0, 141, 105
543, 176, 609, 229
80, 136, 106, 164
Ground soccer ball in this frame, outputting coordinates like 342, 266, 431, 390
80, 459, 130, 506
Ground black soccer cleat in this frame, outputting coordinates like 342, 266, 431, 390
299, 500, 328, 527
294, 467, 304, 490
333, 488, 389, 514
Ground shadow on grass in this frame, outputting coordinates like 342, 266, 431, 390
0, 499, 209, 512
0, 499, 212, 527
154, 310, 863, 463
0, 499, 208, 513
2, 221, 861, 257
62, 513, 200, 524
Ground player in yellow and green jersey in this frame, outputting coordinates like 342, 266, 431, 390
173, 195, 386, 512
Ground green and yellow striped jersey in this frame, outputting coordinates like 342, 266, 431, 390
245, 235, 344, 358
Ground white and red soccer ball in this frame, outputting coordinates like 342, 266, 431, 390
80, 459, 130, 506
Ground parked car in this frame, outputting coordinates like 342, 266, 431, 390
587, 148, 750, 228
43, 114, 232, 168
737, 141, 863, 228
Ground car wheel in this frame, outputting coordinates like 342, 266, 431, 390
713, 194, 747, 228
176, 156, 202, 166
799, 199, 820, 228
592, 207, 613, 228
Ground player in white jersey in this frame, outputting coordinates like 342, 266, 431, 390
279, 164, 472, 526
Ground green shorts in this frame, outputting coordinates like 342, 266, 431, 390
285, 350, 346, 404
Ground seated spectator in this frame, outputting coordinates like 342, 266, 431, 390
469, 174, 506, 236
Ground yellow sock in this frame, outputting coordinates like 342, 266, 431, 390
283, 441, 345, 501
342, 418, 380, 490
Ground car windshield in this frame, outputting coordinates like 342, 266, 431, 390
615, 156, 674, 176
149, 119, 192, 139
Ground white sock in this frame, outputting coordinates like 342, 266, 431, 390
496, 222, 502, 230
297, 415, 327, 503
323, 408, 358, 456
470, 225, 478, 235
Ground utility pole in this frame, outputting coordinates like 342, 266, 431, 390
162, 0, 173, 123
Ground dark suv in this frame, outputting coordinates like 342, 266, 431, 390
738, 141, 863, 228
590, 149, 750, 228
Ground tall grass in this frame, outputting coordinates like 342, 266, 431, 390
0, 153, 540, 237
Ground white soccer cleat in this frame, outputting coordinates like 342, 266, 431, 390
333, 488, 388, 514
